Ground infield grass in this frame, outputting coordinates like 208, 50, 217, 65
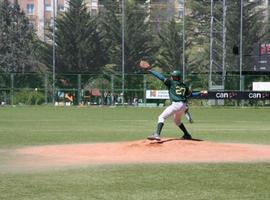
0, 106, 270, 200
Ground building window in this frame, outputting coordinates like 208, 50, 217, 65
45, 4, 51, 11
58, 5, 65, 12
27, 4, 34, 14
179, 10, 183, 18
91, 0, 98, 9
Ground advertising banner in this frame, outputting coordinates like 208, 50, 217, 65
146, 90, 270, 100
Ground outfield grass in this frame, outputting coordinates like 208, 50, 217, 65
0, 106, 269, 147
0, 106, 270, 200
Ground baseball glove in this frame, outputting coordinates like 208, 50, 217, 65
139, 60, 151, 70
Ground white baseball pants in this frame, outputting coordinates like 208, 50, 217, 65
158, 102, 187, 126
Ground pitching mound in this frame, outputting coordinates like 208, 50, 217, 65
3, 138, 270, 171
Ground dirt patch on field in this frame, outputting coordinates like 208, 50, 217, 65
3, 139, 270, 171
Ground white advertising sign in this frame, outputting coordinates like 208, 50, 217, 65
146, 90, 169, 99
252, 82, 270, 91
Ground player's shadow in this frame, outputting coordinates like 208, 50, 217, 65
152, 137, 203, 144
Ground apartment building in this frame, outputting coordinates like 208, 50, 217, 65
15, 0, 99, 41
14, 0, 184, 40
14, 0, 268, 40
9, 0, 159, 39
16, 0, 66, 40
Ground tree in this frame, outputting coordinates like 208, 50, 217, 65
226, 0, 266, 72
54, 0, 107, 74
98, 0, 156, 102
99, 0, 155, 73
98, 0, 121, 72
185, 0, 267, 90
154, 19, 183, 73
124, 0, 155, 73
186, 0, 211, 74
0, 0, 37, 73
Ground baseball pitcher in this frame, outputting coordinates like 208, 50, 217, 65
139, 60, 207, 141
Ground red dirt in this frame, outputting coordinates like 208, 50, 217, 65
7, 139, 270, 171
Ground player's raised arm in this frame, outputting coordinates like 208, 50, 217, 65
148, 70, 166, 82
139, 60, 166, 82
190, 90, 208, 97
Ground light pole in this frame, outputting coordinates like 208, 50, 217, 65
209, 0, 214, 90
121, 0, 125, 105
182, 0, 186, 81
52, 0, 56, 104
222, 0, 227, 88
240, 0, 243, 91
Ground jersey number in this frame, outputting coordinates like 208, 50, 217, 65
175, 87, 186, 95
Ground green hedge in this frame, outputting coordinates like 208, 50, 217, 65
14, 89, 44, 105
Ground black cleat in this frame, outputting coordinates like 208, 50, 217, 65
147, 133, 161, 141
181, 134, 192, 140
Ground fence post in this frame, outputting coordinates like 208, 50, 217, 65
242, 75, 245, 91
77, 74, 81, 105
111, 74, 114, 105
10, 73, 14, 105
44, 74, 48, 104
143, 74, 147, 104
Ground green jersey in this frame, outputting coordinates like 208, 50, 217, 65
164, 79, 190, 102
148, 69, 192, 102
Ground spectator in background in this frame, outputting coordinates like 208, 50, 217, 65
133, 97, 138, 106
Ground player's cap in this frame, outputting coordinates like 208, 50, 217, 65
170, 70, 181, 77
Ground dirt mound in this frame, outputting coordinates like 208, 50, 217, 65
4, 139, 269, 171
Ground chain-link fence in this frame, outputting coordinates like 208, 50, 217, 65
0, 72, 269, 106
